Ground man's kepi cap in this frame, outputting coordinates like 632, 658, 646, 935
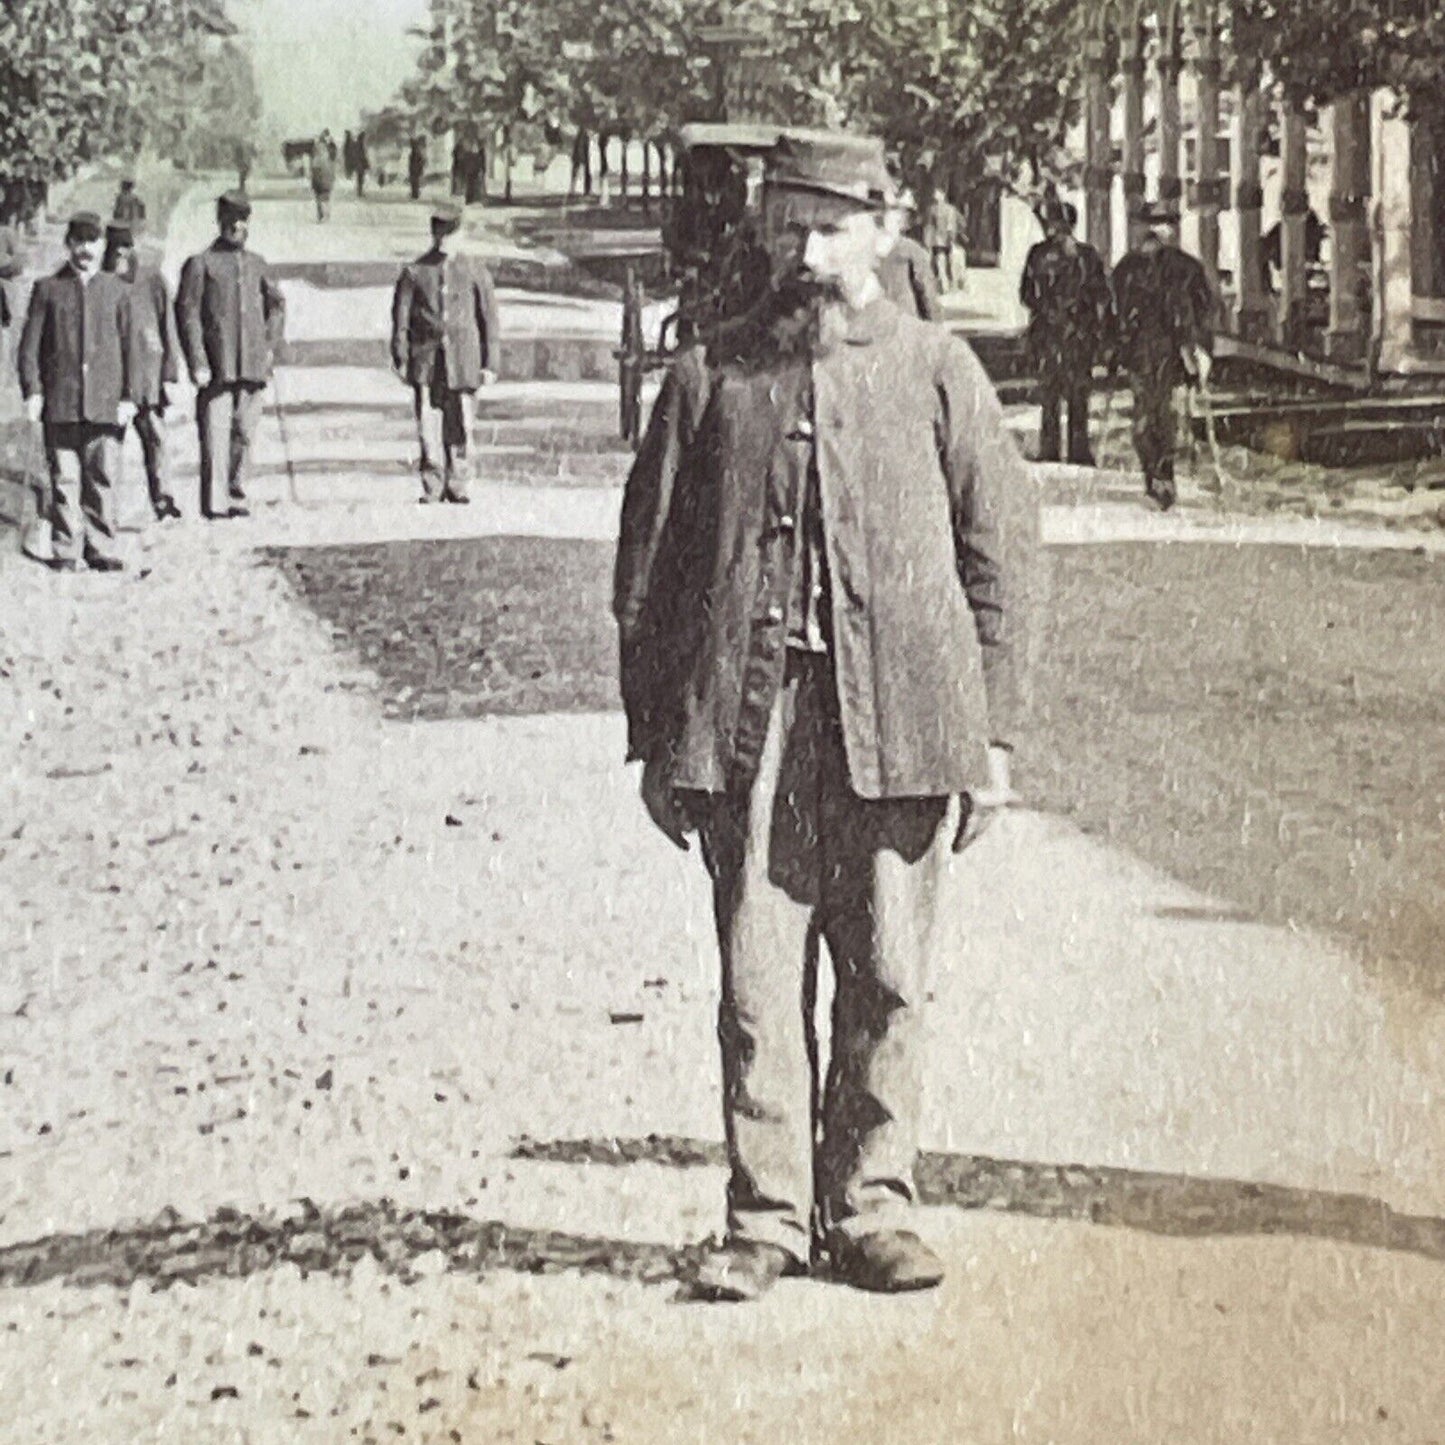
105, 222, 134, 246
765, 130, 891, 222
217, 189, 252, 220
65, 211, 104, 242
430, 200, 463, 231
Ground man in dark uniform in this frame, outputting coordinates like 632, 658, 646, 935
615, 133, 1040, 1302
112, 179, 147, 231
878, 186, 941, 321
1019, 200, 1112, 466
103, 223, 182, 521
175, 190, 286, 519
18, 212, 137, 571
311, 134, 337, 222
1110, 201, 1215, 509
407, 137, 426, 202
390, 201, 500, 504
354, 131, 370, 198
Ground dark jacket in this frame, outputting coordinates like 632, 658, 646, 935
1020, 235, 1113, 372
390, 249, 500, 391
175, 239, 286, 386
113, 191, 147, 227
614, 295, 1041, 800
18, 266, 134, 425
1110, 241, 1214, 379
123, 263, 180, 406
878, 236, 941, 321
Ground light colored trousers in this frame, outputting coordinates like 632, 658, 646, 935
197, 382, 263, 518
413, 383, 475, 500
699, 652, 956, 1266
44, 422, 121, 564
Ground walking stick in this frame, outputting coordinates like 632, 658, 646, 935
18, 415, 51, 563
266, 362, 314, 510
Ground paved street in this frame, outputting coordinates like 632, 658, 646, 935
3, 177, 1445, 1442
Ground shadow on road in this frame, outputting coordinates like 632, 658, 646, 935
4, 1141, 1442, 1295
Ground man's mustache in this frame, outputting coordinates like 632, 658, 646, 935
770, 267, 844, 308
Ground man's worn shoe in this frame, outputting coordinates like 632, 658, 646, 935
227, 504, 250, 519
830, 1230, 944, 1294
154, 497, 182, 521
1144, 474, 1177, 512
685, 1240, 797, 1303
83, 554, 124, 573
48, 557, 80, 573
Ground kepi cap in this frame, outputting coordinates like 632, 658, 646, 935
217, 189, 252, 220
430, 199, 463, 231
1138, 199, 1180, 225
65, 211, 104, 242
105, 222, 134, 246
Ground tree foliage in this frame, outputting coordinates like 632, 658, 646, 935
0, 0, 257, 196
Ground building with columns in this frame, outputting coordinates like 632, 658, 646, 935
1080, 0, 1445, 382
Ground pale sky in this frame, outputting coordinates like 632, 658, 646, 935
235, 0, 429, 140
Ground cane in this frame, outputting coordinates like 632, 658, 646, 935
266, 363, 313, 510
18, 414, 51, 563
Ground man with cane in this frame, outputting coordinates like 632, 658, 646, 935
17, 211, 137, 571
176, 190, 286, 520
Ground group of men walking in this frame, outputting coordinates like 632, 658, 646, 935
1020, 198, 1214, 509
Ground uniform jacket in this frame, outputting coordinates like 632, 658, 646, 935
18, 266, 134, 425
390, 249, 500, 392
613, 296, 1041, 800
1110, 242, 1214, 379
878, 236, 941, 321
116, 262, 180, 407
1020, 236, 1112, 371
175, 240, 286, 386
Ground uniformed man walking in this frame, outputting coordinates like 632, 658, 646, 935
310, 134, 337, 222
17, 211, 137, 571
1019, 200, 1112, 466
103, 223, 182, 521
112, 179, 147, 231
1110, 201, 1215, 509
175, 190, 286, 520
878, 186, 941, 321
614, 133, 1040, 1302
389, 202, 500, 504
407, 137, 426, 202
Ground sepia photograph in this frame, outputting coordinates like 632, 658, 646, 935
1, 0, 1443, 1439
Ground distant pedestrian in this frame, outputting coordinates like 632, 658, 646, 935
1110, 201, 1215, 510
389, 201, 499, 504
103, 223, 182, 521
1019, 200, 1112, 466
0, 218, 22, 334
407, 137, 426, 201
17, 211, 137, 571
175, 190, 286, 520
311, 133, 337, 221
354, 131, 370, 198
342, 130, 356, 181
234, 137, 255, 192
878, 186, 940, 321
112, 178, 147, 232
922, 188, 963, 293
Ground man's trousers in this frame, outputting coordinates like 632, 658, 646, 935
1129, 366, 1179, 483
197, 382, 263, 518
413, 382, 475, 501
133, 405, 175, 515
44, 422, 122, 565
1037, 365, 1094, 466
698, 653, 955, 1266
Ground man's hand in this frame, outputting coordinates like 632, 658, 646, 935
479, 368, 497, 388
191, 367, 211, 391
23, 394, 43, 425
641, 751, 692, 851
116, 401, 137, 429
952, 745, 1018, 854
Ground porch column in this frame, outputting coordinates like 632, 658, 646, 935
1084, 34, 1115, 259
1327, 89, 1372, 361
1122, 27, 1147, 249
1279, 102, 1310, 348
1233, 63, 1270, 339
1373, 90, 1414, 373
1191, 2, 1223, 295
1156, 19, 1183, 242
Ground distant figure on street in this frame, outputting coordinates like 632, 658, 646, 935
922, 188, 964, 292
0, 219, 22, 334
103, 223, 182, 521
342, 130, 356, 181
878, 186, 941, 321
1110, 201, 1215, 510
354, 131, 370, 197
310, 134, 337, 222
1019, 200, 1112, 466
615, 132, 1040, 1304
389, 201, 499, 505
234, 137, 255, 193
17, 211, 137, 571
112, 178, 147, 232
175, 190, 286, 519
407, 137, 426, 201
